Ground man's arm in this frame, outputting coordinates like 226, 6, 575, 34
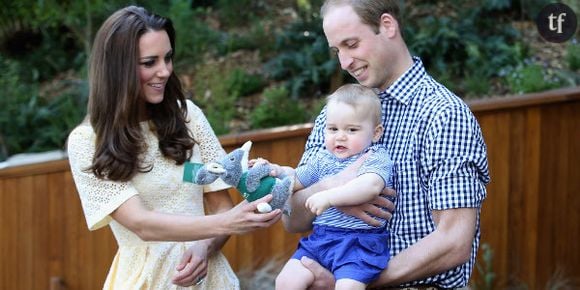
370, 207, 477, 287
368, 104, 489, 286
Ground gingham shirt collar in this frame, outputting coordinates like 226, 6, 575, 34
377, 56, 426, 105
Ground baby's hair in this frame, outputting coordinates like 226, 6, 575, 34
326, 84, 382, 126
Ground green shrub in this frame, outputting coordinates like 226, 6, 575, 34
0, 55, 88, 161
217, 23, 274, 56
250, 87, 308, 129
224, 68, 267, 97
192, 64, 240, 135
167, 1, 221, 68
215, 0, 267, 29
2, 26, 86, 83
463, 72, 492, 98
263, 1, 336, 99
0, 57, 34, 160
192, 67, 266, 134
505, 62, 564, 94
32, 81, 88, 149
404, 1, 526, 97
566, 40, 580, 71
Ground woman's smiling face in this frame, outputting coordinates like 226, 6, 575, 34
138, 29, 173, 105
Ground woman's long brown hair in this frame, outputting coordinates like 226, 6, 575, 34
86, 6, 195, 181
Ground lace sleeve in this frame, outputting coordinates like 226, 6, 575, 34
67, 124, 139, 230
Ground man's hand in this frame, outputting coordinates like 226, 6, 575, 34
300, 256, 335, 290
337, 187, 396, 226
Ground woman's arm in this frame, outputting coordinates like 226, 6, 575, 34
201, 189, 234, 254
110, 193, 281, 241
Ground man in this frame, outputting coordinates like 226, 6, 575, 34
282, 0, 490, 289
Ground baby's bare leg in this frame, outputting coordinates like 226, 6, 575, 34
275, 258, 315, 290
336, 278, 366, 290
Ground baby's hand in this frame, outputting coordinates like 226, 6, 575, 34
248, 157, 270, 168
249, 158, 284, 177
305, 192, 331, 216
268, 163, 286, 177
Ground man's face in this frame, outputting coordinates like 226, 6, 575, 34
323, 5, 393, 90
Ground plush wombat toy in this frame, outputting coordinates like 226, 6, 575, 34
183, 141, 292, 213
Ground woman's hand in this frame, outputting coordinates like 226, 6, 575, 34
336, 187, 396, 226
222, 194, 282, 234
172, 241, 210, 287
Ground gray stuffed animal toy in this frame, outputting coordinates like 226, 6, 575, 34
183, 141, 292, 213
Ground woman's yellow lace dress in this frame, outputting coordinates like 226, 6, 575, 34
67, 100, 239, 289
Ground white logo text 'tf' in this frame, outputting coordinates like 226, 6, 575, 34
548, 13, 567, 33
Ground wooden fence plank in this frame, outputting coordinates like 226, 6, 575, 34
476, 111, 511, 286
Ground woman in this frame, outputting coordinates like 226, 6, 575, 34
67, 6, 281, 289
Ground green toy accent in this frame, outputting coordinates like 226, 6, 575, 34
180, 141, 291, 213
237, 173, 276, 201
183, 162, 275, 202
183, 162, 204, 183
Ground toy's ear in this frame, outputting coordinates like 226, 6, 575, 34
240, 141, 252, 171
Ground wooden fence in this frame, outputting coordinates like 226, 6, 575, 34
1, 87, 579, 289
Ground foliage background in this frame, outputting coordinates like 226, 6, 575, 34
0, 0, 578, 161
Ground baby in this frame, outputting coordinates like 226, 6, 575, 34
255, 84, 393, 290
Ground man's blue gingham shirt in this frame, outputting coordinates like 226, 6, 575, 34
299, 57, 490, 288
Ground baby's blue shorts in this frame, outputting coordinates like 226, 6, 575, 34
291, 225, 390, 284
